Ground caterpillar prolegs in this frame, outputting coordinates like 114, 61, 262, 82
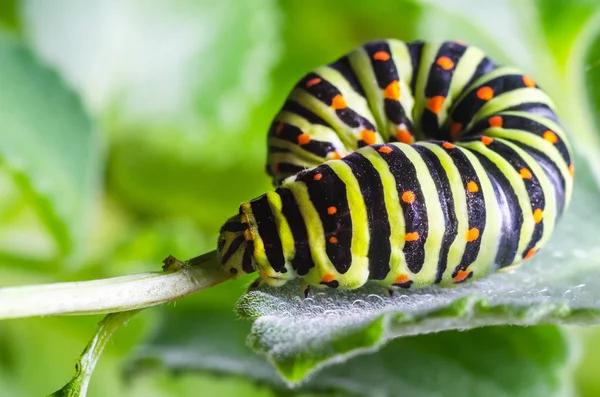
216, 39, 574, 293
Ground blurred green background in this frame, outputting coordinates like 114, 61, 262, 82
1, 0, 600, 396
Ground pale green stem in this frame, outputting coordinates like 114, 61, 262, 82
48, 310, 142, 397
0, 251, 232, 319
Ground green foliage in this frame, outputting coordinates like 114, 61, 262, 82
0, 32, 100, 261
127, 304, 573, 397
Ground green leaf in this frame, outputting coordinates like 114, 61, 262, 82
49, 310, 141, 397
232, 149, 600, 383
584, 22, 600, 139
127, 305, 572, 397
0, 32, 100, 259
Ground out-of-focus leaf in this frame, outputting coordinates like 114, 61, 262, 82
584, 23, 600, 145
127, 305, 572, 397
0, 33, 100, 261
22, 0, 281, 165
232, 150, 600, 383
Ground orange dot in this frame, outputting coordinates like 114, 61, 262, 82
306, 77, 322, 88
543, 130, 558, 144
322, 273, 335, 282
466, 228, 480, 242
298, 133, 311, 145
569, 164, 575, 177
331, 151, 343, 160
524, 248, 537, 260
396, 128, 413, 144
405, 232, 419, 242
467, 181, 479, 193
522, 76, 535, 88
519, 168, 533, 179
244, 228, 253, 241
436, 56, 455, 70
373, 51, 390, 61
383, 80, 400, 100
361, 129, 377, 145
395, 274, 410, 284
533, 208, 543, 224
442, 142, 455, 149
476, 86, 494, 101
329, 236, 338, 244
327, 206, 337, 215
453, 270, 472, 283
402, 191, 415, 203
331, 94, 347, 110
378, 146, 393, 154
275, 122, 284, 135
488, 116, 503, 128
450, 122, 463, 140
313, 173, 322, 181
427, 96, 445, 114
481, 136, 494, 145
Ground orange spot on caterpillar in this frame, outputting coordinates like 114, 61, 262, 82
297, 133, 311, 145
275, 122, 284, 135
533, 208, 543, 224
244, 228, 253, 241
331, 94, 347, 110
396, 128, 413, 144
466, 228, 480, 242
569, 164, 575, 177
453, 270, 472, 283
481, 136, 494, 145
405, 232, 419, 242
427, 96, 445, 114
450, 122, 462, 140
331, 151, 343, 160
522, 76, 535, 88
402, 191, 415, 204
524, 248, 537, 260
313, 173, 322, 181
476, 86, 494, 101
543, 130, 558, 144
519, 168, 533, 179
361, 129, 377, 145
383, 80, 400, 100
327, 206, 337, 215
488, 116, 503, 128
329, 236, 338, 244
467, 181, 479, 193
436, 56, 455, 70
442, 142, 455, 149
373, 51, 390, 61
394, 274, 410, 284
322, 273, 336, 282
306, 77, 321, 88
378, 146, 393, 154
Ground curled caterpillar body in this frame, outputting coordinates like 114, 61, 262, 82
217, 39, 574, 291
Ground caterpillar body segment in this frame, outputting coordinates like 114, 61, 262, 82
217, 39, 574, 291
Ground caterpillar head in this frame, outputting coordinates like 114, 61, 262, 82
217, 214, 256, 276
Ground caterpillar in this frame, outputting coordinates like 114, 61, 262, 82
216, 39, 574, 295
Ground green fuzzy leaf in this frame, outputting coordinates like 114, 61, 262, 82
0, 32, 100, 259
233, 149, 600, 383
127, 305, 572, 397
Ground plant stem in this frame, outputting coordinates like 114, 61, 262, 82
49, 310, 142, 397
0, 251, 232, 319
